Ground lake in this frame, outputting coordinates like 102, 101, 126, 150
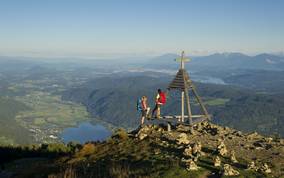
61, 122, 112, 144
191, 75, 226, 85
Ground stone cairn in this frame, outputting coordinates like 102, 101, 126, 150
183, 145, 192, 157
246, 161, 257, 171
182, 142, 204, 171
230, 150, 238, 163
217, 141, 228, 156
246, 161, 271, 174
259, 163, 271, 174
182, 158, 199, 171
136, 125, 151, 140
222, 164, 240, 176
192, 142, 203, 161
176, 133, 190, 145
214, 156, 221, 167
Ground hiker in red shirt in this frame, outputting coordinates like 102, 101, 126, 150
152, 89, 166, 119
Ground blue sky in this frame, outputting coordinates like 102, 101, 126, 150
0, 0, 283, 57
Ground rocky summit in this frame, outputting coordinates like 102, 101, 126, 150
1, 122, 284, 178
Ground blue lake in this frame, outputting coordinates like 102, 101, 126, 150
61, 122, 112, 144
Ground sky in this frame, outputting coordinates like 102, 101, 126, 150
0, 0, 284, 58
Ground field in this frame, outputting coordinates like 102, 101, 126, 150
15, 91, 89, 127
13, 91, 90, 143
203, 98, 230, 106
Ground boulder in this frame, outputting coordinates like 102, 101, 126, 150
222, 164, 240, 176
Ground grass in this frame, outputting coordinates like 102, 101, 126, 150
160, 166, 209, 178
0, 136, 14, 145
204, 98, 230, 106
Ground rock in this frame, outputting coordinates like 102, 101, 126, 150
230, 150, 238, 163
259, 163, 271, 174
253, 140, 266, 148
183, 145, 192, 157
160, 141, 169, 147
157, 127, 164, 132
247, 131, 262, 140
246, 161, 257, 171
176, 133, 190, 145
138, 133, 147, 140
194, 122, 208, 132
154, 149, 161, 155
235, 131, 243, 137
217, 141, 228, 156
264, 137, 273, 144
136, 125, 152, 140
210, 127, 219, 135
222, 164, 240, 176
176, 124, 191, 132
214, 156, 221, 167
192, 142, 204, 157
192, 142, 202, 154
182, 158, 199, 171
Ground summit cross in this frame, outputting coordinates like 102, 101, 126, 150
175, 51, 191, 69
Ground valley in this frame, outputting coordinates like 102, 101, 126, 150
1, 53, 284, 146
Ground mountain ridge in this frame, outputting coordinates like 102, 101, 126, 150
1, 122, 283, 178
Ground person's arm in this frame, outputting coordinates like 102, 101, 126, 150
142, 100, 147, 110
155, 94, 160, 103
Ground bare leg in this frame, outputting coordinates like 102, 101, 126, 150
141, 116, 145, 125
157, 105, 161, 118
146, 107, 150, 118
152, 104, 158, 116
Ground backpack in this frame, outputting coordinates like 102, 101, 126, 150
137, 98, 143, 111
158, 92, 166, 104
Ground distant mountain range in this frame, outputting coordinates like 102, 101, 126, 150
1, 52, 284, 72
145, 53, 284, 71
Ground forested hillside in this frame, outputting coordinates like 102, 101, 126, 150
62, 76, 284, 137
0, 97, 31, 145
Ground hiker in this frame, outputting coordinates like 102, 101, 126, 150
152, 89, 166, 119
137, 96, 150, 125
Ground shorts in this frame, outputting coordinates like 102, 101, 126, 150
141, 110, 147, 117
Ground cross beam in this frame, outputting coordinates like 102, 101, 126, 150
175, 51, 191, 69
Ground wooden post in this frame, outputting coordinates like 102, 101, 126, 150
181, 91, 184, 122
167, 122, 171, 132
191, 86, 210, 120
184, 88, 192, 125
181, 51, 185, 69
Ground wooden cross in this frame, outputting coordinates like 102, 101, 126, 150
175, 51, 191, 69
